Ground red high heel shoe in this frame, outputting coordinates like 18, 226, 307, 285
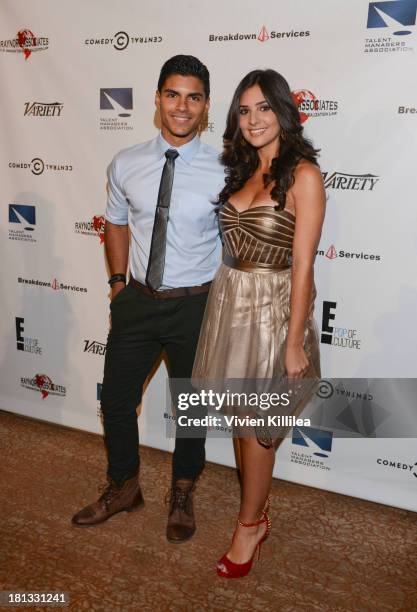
216, 511, 271, 579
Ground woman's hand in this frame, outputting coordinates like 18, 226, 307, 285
285, 344, 309, 379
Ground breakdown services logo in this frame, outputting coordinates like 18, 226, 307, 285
322, 171, 379, 191
292, 90, 338, 123
398, 104, 417, 113
9, 204, 36, 242
16, 317, 42, 355
24, 101, 63, 117
9, 157, 73, 175
75, 215, 106, 243
316, 244, 381, 262
18, 276, 87, 293
321, 301, 362, 350
85, 30, 162, 49
290, 426, 333, 471
84, 340, 107, 356
100, 88, 133, 131
20, 374, 66, 399
209, 24, 310, 42
0, 29, 49, 59
365, 0, 417, 52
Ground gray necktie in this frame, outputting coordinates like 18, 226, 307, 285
146, 148, 179, 290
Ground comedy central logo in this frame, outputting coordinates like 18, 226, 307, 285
9, 204, 36, 242
292, 90, 338, 123
0, 29, 49, 59
85, 31, 162, 50
316, 244, 381, 263
365, 0, 417, 52
20, 374, 66, 399
74, 215, 106, 243
8, 157, 73, 175
100, 88, 133, 131
209, 24, 310, 42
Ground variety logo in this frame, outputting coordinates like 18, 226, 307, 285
15, 317, 42, 355
84, 340, 107, 356
85, 30, 162, 50
365, 0, 417, 52
8, 204, 36, 242
316, 244, 381, 262
24, 101, 63, 117
9, 157, 73, 175
75, 215, 106, 243
18, 276, 87, 293
100, 88, 133, 131
0, 29, 49, 59
292, 90, 338, 122
321, 301, 361, 349
20, 374, 66, 399
209, 24, 310, 43
377, 456, 417, 479
322, 171, 379, 191
290, 426, 333, 471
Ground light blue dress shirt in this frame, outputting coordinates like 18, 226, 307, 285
105, 133, 224, 288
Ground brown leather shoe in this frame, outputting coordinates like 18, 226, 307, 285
71, 474, 144, 526
166, 478, 196, 543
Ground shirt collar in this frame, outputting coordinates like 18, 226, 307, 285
156, 132, 200, 164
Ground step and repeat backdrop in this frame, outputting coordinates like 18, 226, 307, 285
1, 0, 416, 511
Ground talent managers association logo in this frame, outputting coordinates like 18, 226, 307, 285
290, 426, 333, 471
9, 204, 36, 242
209, 24, 310, 43
365, 0, 417, 52
0, 29, 49, 59
100, 88, 133, 131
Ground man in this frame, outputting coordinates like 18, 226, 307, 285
72, 55, 223, 542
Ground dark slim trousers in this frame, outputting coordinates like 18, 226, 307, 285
100, 282, 208, 485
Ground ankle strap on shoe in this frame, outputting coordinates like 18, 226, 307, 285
237, 511, 267, 528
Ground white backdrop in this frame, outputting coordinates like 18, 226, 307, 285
1, 0, 417, 512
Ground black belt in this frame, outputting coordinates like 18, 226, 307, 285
129, 277, 211, 299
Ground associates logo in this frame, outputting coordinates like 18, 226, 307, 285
74, 215, 106, 243
24, 101, 63, 117
8, 157, 73, 175
85, 30, 162, 50
209, 24, 310, 43
321, 301, 362, 350
20, 374, 66, 399
17, 276, 88, 293
15, 317, 43, 355
377, 456, 417, 479
365, 0, 417, 53
84, 340, 107, 356
322, 171, 379, 191
292, 90, 338, 123
0, 29, 49, 59
8, 204, 36, 242
290, 426, 333, 471
316, 244, 381, 263
100, 88, 133, 131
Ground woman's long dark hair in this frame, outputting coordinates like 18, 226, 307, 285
219, 69, 319, 210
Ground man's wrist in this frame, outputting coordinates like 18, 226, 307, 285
108, 273, 127, 287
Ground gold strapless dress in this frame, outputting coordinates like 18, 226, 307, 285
192, 202, 321, 446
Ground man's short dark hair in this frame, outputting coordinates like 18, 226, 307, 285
158, 55, 210, 98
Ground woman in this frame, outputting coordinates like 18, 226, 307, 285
192, 69, 326, 578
